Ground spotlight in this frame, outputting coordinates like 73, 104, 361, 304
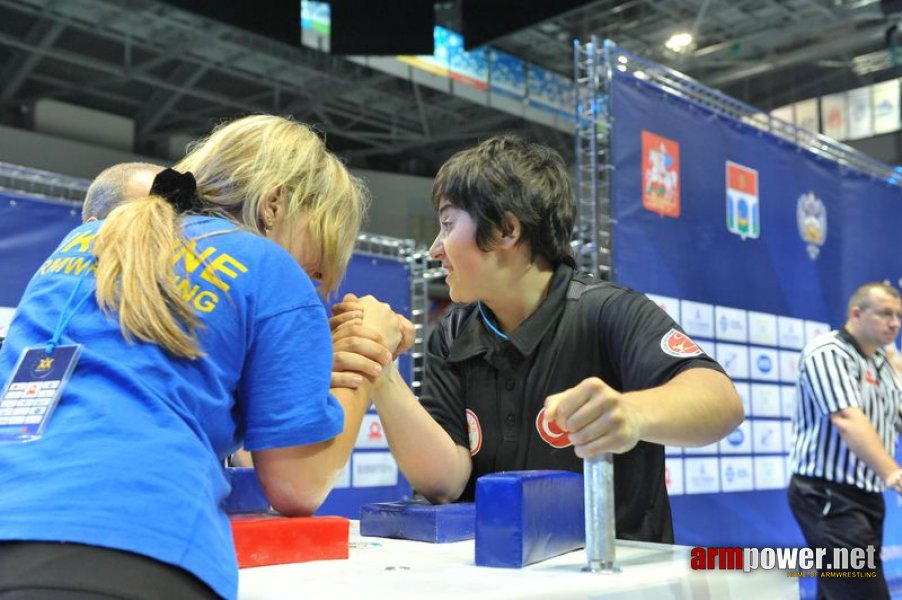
665, 32, 694, 53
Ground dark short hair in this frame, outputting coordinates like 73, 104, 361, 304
432, 135, 575, 266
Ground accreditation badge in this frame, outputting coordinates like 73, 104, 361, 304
0, 345, 82, 442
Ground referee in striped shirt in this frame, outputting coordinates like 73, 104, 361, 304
789, 282, 902, 600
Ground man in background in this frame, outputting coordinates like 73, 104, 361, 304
81, 161, 161, 222
789, 282, 902, 600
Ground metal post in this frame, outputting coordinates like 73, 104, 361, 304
574, 36, 619, 574
583, 454, 618, 572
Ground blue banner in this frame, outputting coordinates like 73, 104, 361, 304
320, 252, 414, 517
610, 72, 902, 593
0, 192, 81, 308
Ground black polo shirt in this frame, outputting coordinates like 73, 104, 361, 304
420, 264, 726, 543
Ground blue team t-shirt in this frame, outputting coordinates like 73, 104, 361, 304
0, 216, 343, 599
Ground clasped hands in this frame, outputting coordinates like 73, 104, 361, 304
329, 293, 414, 389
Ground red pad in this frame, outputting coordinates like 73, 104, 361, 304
230, 514, 350, 568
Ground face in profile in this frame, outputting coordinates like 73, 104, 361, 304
430, 200, 494, 304
268, 212, 324, 284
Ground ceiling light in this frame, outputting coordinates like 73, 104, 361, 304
665, 32, 694, 53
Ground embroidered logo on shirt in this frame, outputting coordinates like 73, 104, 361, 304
660, 328, 703, 357
466, 409, 482, 456
535, 407, 572, 449
864, 370, 878, 386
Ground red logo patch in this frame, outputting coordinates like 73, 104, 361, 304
660, 328, 703, 358
535, 407, 572, 449
865, 370, 878, 386
466, 409, 482, 456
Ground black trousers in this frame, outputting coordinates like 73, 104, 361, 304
787, 474, 889, 600
0, 542, 221, 600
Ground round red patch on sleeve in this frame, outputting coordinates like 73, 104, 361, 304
660, 328, 703, 357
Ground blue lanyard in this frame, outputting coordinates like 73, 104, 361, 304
477, 301, 509, 341
45, 259, 95, 355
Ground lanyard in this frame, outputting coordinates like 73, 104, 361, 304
477, 301, 509, 341
45, 259, 95, 355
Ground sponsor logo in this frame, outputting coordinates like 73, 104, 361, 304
660, 328, 703, 357
797, 191, 827, 260
367, 421, 384, 443
466, 408, 482, 456
726, 429, 744, 447
724, 465, 735, 483
535, 407, 571, 449
825, 105, 844, 132
725, 162, 759, 240
642, 130, 680, 217
27, 354, 56, 380
756, 355, 773, 373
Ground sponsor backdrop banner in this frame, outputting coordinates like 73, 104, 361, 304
847, 85, 874, 140
0, 192, 81, 311
0, 192, 412, 517
820, 92, 847, 141
873, 79, 901, 136
611, 72, 902, 591
794, 98, 820, 133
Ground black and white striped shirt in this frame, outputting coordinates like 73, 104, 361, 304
790, 328, 902, 492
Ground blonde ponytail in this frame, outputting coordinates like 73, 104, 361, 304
93, 195, 202, 359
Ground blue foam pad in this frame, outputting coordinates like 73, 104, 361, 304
223, 467, 271, 514
475, 470, 585, 568
359, 500, 475, 543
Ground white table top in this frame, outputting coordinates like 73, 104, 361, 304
238, 522, 798, 600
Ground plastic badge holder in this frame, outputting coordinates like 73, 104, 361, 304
0, 345, 81, 443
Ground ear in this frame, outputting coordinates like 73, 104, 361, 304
496, 211, 522, 249
257, 186, 284, 231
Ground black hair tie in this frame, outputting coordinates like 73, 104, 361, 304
150, 168, 203, 214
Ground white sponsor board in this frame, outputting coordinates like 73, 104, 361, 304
684, 457, 720, 494
646, 293, 680, 323
681, 300, 715, 338
352, 452, 399, 488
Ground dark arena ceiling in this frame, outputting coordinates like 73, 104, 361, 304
2, 0, 902, 174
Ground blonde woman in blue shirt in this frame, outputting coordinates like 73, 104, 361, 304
0, 115, 400, 600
